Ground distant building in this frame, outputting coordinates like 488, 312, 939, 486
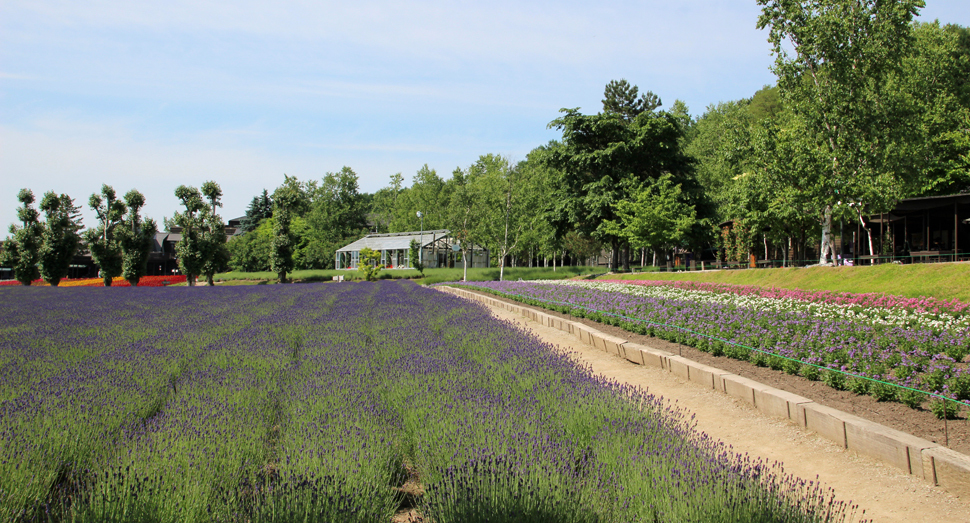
147, 216, 245, 276
335, 230, 489, 270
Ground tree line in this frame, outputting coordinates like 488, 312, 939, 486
230, 4, 969, 274
1, 182, 234, 287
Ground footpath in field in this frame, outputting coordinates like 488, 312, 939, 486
470, 291, 970, 523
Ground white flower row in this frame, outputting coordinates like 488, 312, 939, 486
550, 281, 970, 333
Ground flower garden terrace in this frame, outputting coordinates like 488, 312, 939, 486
0, 281, 861, 522
445, 280, 970, 417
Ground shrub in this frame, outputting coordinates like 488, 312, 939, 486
930, 399, 960, 420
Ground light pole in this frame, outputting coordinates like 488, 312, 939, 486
416, 211, 424, 266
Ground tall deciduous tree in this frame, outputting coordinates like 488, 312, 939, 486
546, 107, 695, 271
304, 167, 370, 269
38, 192, 83, 286
445, 167, 481, 281
85, 185, 127, 286
271, 184, 298, 283
757, 0, 924, 264
172, 185, 206, 287
1, 189, 43, 285
605, 174, 697, 260
117, 190, 157, 286
200, 182, 230, 286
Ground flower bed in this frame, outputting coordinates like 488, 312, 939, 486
0, 281, 856, 522
449, 280, 970, 413
602, 279, 970, 318
0, 275, 186, 287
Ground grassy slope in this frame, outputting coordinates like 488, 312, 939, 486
215, 265, 607, 285
600, 262, 970, 302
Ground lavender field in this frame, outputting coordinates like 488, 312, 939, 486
1, 281, 859, 522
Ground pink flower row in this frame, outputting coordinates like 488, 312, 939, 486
599, 279, 970, 316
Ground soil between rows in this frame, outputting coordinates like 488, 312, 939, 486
475, 289, 970, 456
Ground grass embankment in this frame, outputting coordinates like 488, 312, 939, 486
602, 262, 970, 302
215, 265, 606, 286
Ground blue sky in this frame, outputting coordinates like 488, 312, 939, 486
1, 1, 967, 227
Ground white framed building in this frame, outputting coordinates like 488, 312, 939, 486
335, 229, 489, 270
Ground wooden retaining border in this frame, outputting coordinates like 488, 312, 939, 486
438, 286, 970, 500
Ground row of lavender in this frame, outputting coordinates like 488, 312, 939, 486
451, 280, 970, 416
1, 282, 859, 522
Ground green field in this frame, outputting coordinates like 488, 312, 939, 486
214, 265, 607, 286
601, 262, 970, 302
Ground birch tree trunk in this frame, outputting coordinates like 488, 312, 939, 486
820, 205, 834, 265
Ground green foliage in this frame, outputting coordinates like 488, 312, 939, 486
890, 21, 970, 196
357, 247, 383, 282
389, 164, 450, 232
757, 0, 923, 263
271, 184, 298, 283
117, 190, 157, 287
546, 100, 701, 269
606, 174, 696, 255
85, 185, 127, 286
748, 85, 782, 121
199, 182, 230, 286
602, 78, 661, 119
303, 167, 370, 270
409, 239, 424, 277
172, 185, 207, 286
1, 189, 43, 286
37, 192, 83, 287
239, 189, 272, 233
930, 398, 960, 420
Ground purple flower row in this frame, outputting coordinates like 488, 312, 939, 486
450, 281, 970, 408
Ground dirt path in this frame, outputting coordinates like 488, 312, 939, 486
481, 301, 970, 523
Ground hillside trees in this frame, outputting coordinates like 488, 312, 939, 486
1, 189, 43, 285
757, 0, 924, 264
85, 185, 127, 287
38, 192, 83, 286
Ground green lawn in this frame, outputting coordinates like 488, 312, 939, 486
214, 265, 607, 286
599, 262, 970, 302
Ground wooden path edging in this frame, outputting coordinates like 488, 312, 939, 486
438, 286, 970, 500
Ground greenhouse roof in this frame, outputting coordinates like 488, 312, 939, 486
336, 230, 450, 253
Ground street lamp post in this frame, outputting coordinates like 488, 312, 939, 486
416, 211, 424, 267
